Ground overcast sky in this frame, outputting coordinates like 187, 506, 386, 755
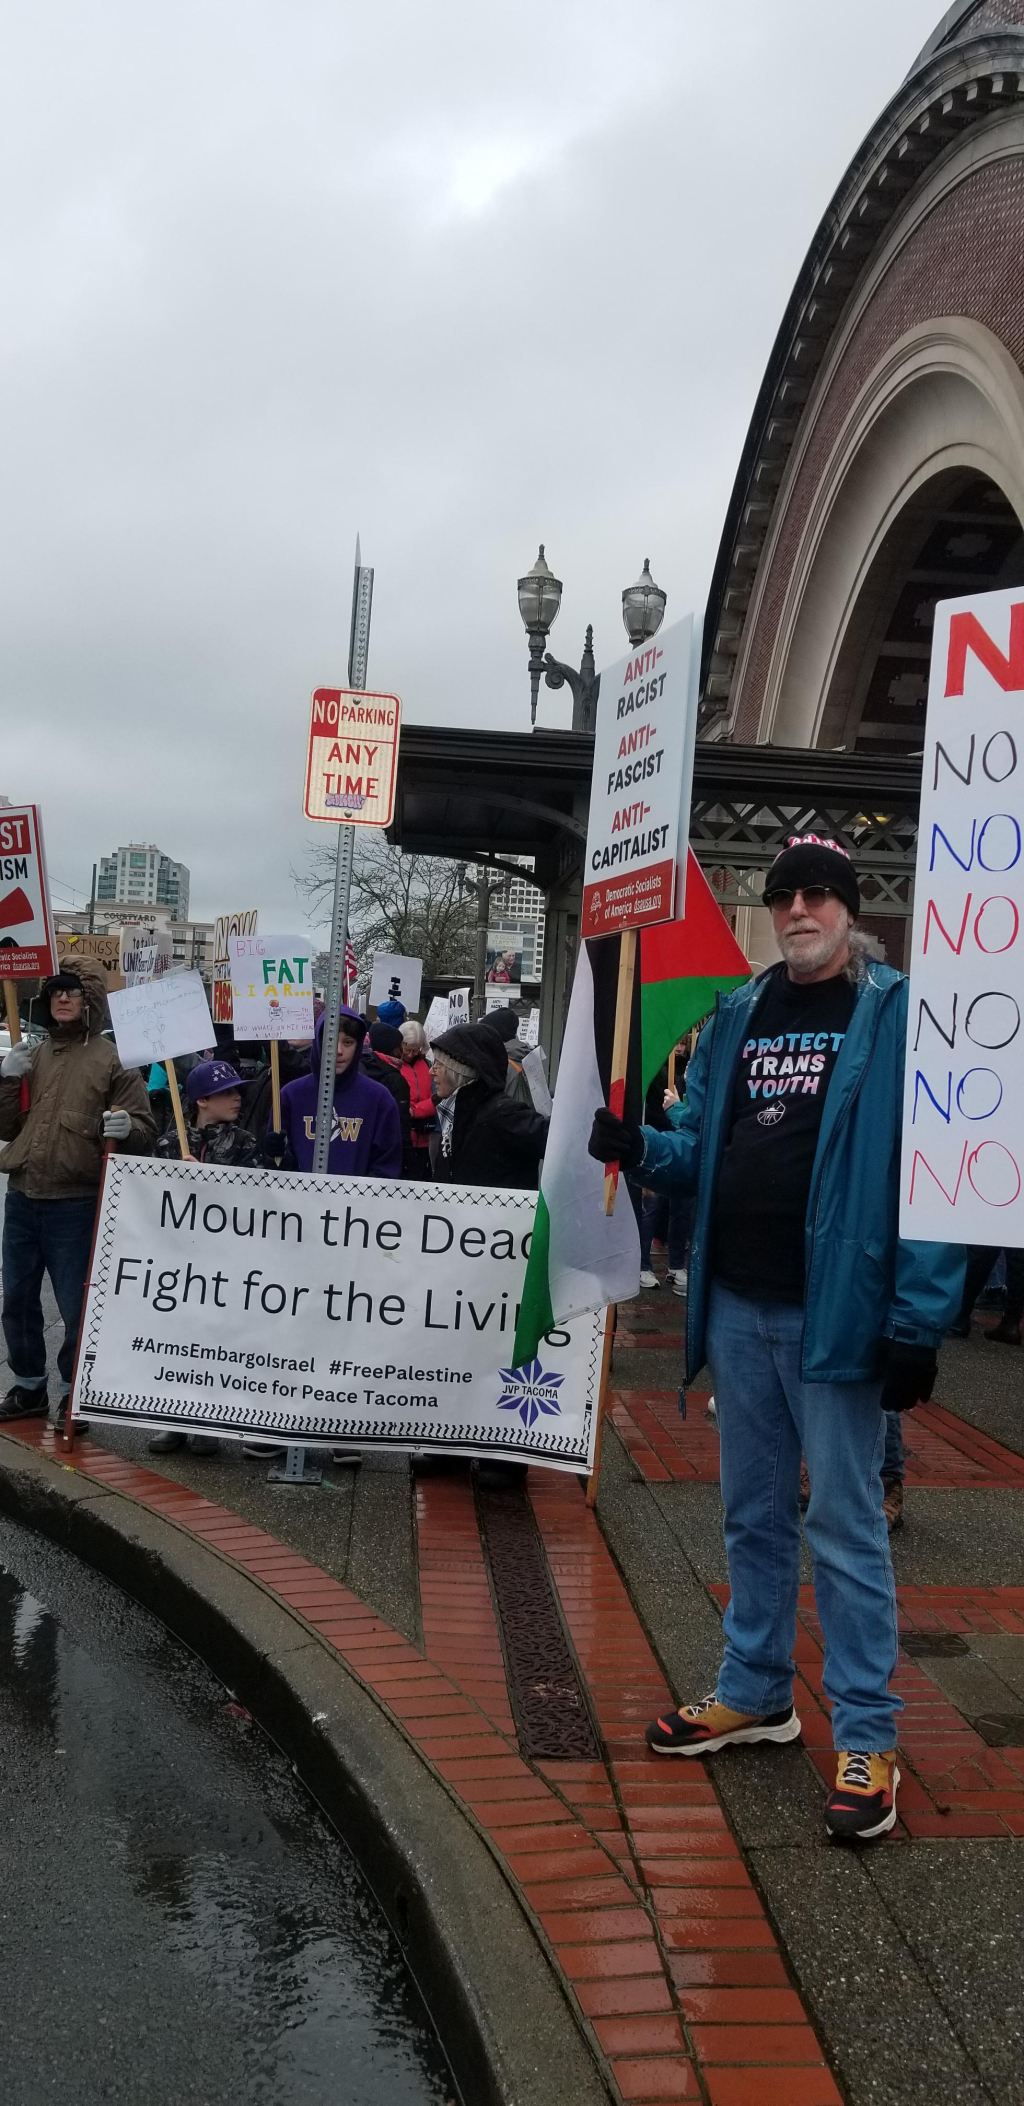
0, 0, 942, 937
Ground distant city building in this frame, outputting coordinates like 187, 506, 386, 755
96, 843, 190, 921
53, 903, 214, 992
475, 858, 545, 984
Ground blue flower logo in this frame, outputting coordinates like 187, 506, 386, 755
495, 1359, 565, 1430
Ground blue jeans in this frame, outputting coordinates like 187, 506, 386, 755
1, 1190, 97, 1395
640, 1192, 694, 1271
707, 1282, 900, 1751
882, 1411, 904, 1485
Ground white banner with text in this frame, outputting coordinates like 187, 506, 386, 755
73, 1159, 602, 1468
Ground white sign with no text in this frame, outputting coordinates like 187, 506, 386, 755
108, 971, 216, 1068
900, 584, 1024, 1244
73, 1159, 603, 1470
229, 935, 315, 1041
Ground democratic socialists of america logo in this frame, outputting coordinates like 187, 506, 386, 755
495, 1360, 565, 1430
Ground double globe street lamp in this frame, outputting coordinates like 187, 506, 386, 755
517, 548, 667, 732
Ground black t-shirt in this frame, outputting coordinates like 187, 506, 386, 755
712, 966, 856, 1303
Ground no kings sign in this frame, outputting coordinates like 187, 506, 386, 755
72, 1159, 602, 1470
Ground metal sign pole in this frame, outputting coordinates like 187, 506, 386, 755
272, 540, 373, 1489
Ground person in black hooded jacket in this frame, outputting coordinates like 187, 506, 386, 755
361, 1021, 413, 1172
428, 1023, 547, 1188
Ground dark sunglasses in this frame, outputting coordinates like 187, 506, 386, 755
764, 885, 836, 912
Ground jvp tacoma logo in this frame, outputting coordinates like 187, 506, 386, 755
495, 1360, 564, 1430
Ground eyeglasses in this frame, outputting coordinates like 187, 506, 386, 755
764, 886, 836, 913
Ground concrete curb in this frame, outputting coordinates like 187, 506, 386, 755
0, 1433, 612, 2106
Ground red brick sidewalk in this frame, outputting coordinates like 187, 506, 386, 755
6, 1419, 841, 2106
612, 1390, 1024, 1489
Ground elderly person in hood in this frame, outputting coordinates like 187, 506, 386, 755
429, 1023, 547, 1189
0, 961, 155, 1423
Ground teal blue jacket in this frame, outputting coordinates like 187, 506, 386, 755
637, 961, 965, 1384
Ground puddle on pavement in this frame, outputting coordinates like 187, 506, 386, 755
909, 1628, 1024, 1753
0, 1517, 456, 2106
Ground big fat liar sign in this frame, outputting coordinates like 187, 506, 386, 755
900, 587, 1024, 1244
304, 688, 402, 826
582, 615, 701, 935
0, 805, 56, 978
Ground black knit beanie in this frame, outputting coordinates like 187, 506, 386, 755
763, 834, 860, 918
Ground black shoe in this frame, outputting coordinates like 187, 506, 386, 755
0, 1386, 49, 1421
187, 1435, 221, 1455
475, 1459, 528, 1488
148, 1430, 187, 1454
987, 1318, 1021, 1347
948, 1317, 972, 1339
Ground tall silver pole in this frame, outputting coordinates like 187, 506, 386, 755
311, 541, 373, 1175
271, 542, 372, 1486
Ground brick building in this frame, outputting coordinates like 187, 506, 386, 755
701, 0, 1024, 959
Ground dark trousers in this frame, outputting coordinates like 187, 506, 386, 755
640, 1192, 695, 1271
1, 1190, 97, 1394
961, 1246, 1024, 1325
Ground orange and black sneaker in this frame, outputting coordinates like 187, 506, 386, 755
825, 1750, 900, 1839
645, 1694, 802, 1757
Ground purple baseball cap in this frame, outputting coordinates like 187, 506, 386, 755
185, 1058, 248, 1104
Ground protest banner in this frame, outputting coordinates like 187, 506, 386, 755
422, 995, 450, 1042
108, 971, 216, 1157
581, 614, 702, 1214
0, 804, 56, 1043
229, 936, 314, 1040
119, 932, 158, 986
213, 908, 258, 1025
57, 931, 125, 994
71, 1160, 603, 1470
900, 584, 1024, 1244
447, 986, 470, 1026
369, 952, 422, 1013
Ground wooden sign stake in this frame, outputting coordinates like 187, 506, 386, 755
667, 1047, 676, 1093
3, 980, 22, 1047
270, 1039, 282, 1135
166, 1057, 193, 1160
603, 929, 637, 1216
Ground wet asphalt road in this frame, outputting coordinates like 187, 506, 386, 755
0, 1516, 455, 2105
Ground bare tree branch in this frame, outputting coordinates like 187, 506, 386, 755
295, 832, 489, 988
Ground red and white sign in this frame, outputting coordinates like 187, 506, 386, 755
581, 616, 700, 936
303, 688, 402, 827
900, 585, 1024, 1244
0, 805, 56, 978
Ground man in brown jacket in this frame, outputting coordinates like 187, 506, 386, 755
0, 960, 155, 1420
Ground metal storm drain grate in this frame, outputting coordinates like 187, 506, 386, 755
973, 1712, 1024, 1748
475, 1483, 601, 1762
900, 1632, 971, 1659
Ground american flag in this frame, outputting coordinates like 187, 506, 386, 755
343, 936, 357, 1005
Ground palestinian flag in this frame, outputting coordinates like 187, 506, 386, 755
639, 851, 749, 1089
512, 853, 748, 1369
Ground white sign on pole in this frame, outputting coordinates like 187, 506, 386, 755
72, 1160, 603, 1469
229, 935, 315, 1041
423, 995, 450, 1042
485, 987, 521, 1014
0, 805, 56, 978
303, 688, 402, 826
369, 952, 423, 1013
119, 934, 158, 987
900, 585, 1024, 1244
525, 1007, 541, 1048
582, 614, 701, 937
447, 986, 470, 1027
107, 971, 216, 1069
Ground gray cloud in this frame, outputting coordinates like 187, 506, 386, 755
0, 0, 941, 933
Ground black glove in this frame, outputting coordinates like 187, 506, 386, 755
259, 1129, 288, 1169
879, 1340, 937, 1414
588, 1107, 645, 1171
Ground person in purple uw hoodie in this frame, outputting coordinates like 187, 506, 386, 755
273, 1006, 402, 1177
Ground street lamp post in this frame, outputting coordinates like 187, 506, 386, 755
517, 551, 667, 730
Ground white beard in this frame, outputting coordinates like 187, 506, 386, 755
778, 915, 850, 977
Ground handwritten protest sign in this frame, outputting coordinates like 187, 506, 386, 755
107, 971, 215, 1069
229, 935, 314, 1041
72, 1160, 602, 1469
422, 995, 449, 1042
900, 585, 1024, 1243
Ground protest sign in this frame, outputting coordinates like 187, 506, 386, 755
119, 933, 158, 986
72, 1160, 603, 1469
525, 1007, 540, 1047
423, 995, 450, 1042
108, 970, 215, 1069
304, 688, 402, 826
0, 805, 56, 978
57, 931, 124, 993
900, 585, 1024, 1244
229, 935, 315, 1041
582, 615, 701, 937
213, 908, 257, 1025
447, 986, 470, 1026
369, 952, 422, 1013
